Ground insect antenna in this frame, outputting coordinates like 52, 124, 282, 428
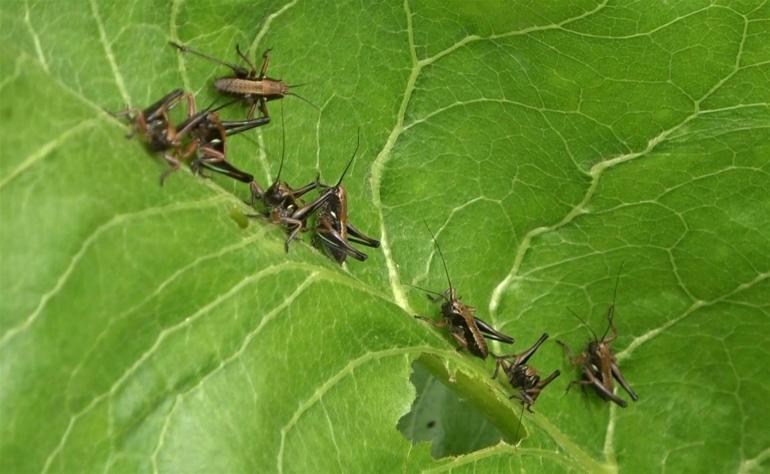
286, 91, 320, 110
274, 100, 287, 183
422, 221, 453, 295
566, 308, 599, 342
107, 106, 130, 118
169, 41, 247, 75
209, 97, 241, 114
335, 129, 360, 187
513, 400, 526, 442
601, 262, 626, 341
404, 284, 448, 301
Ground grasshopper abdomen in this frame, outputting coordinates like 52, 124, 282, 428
214, 77, 288, 98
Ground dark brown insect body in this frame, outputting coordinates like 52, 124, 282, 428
185, 105, 269, 183
493, 333, 560, 411
413, 225, 513, 359
171, 42, 293, 120
313, 184, 380, 262
558, 271, 639, 407
254, 177, 319, 225
246, 111, 326, 252
312, 136, 380, 262
252, 169, 324, 252
115, 88, 208, 183
119, 89, 183, 148
131, 89, 186, 151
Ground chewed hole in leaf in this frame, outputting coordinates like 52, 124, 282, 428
398, 360, 525, 458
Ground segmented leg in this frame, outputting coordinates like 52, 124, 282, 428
474, 317, 515, 344
582, 367, 627, 407
159, 153, 181, 185
611, 362, 638, 401
282, 216, 305, 252
222, 116, 270, 135
258, 48, 272, 78
346, 223, 380, 248
235, 44, 257, 75
315, 224, 368, 261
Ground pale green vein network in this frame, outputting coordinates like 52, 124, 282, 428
369, 0, 613, 316
0, 119, 100, 190
63, 228, 272, 399
41, 259, 398, 472
488, 3, 761, 318
151, 272, 319, 473
88, 0, 131, 105
0, 195, 230, 349
1, 0, 769, 473
23, 0, 48, 74
43, 263, 315, 473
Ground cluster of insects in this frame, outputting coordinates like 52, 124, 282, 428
115, 41, 637, 433
413, 225, 637, 424
114, 42, 380, 263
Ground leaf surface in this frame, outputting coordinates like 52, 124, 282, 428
1, 1, 769, 473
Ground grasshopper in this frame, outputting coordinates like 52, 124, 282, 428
413, 223, 514, 359
248, 110, 324, 252
493, 333, 560, 411
114, 89, 214, 184
558, 268, 639, 407
311, 132, 380, 262
171, 41, 310, 120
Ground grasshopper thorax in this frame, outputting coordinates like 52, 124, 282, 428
511, 365, 540, 390
319, 185, 348, 231
441, 297, 464, 319
264, 181, 293, 209
144, 120, 174, 151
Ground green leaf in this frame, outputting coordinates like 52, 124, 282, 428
1, 1, 769, 473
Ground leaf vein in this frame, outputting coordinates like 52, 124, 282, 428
39, 261, 307, 473
0, 195, 228, 350
23, 0, 48, 73
88, 0, 131, 105
0, 118, 100, 190
617, 271, 770, 361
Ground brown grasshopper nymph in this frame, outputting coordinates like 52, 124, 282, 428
248, 111, 324, 252
170, 41, 309, 120
184, 101, 269, 184
558, 269, 639, 407
120, 88, 189, 150
114, 89, 209, 184
412, 223, 514, 359
493, 333, 560, 411
312, 132, 380, 263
